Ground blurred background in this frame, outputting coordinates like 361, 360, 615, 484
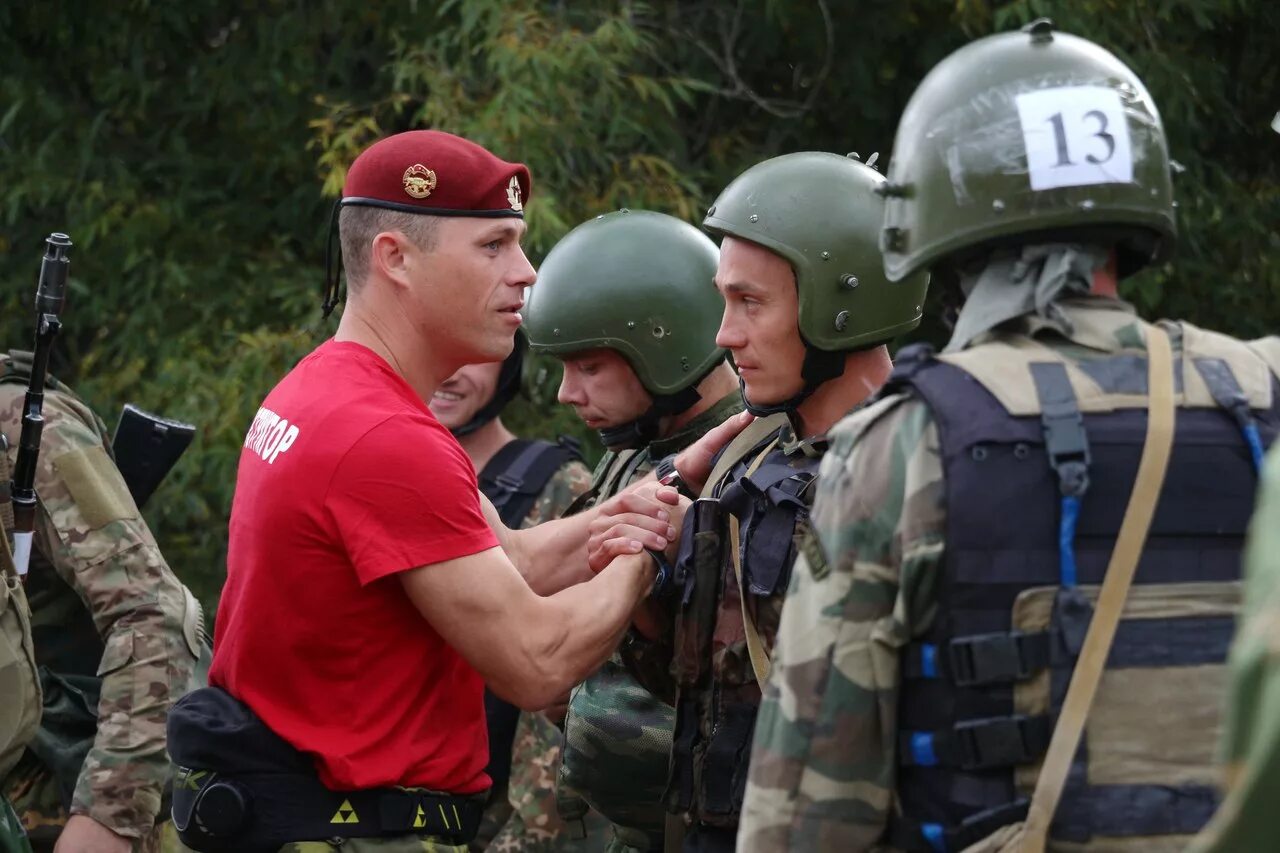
0, 0, 1275, 613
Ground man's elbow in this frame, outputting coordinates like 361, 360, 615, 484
489, 660, 575, 711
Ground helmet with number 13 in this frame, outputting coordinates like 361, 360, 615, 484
881, 17, 1177, 281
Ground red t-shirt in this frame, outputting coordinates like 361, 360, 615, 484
210, 339, 498, 793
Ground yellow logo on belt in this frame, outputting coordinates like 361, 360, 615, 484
330, 799, 360, 824
413, 804, 427, 829
402, 164, 438, 199
178, 769, 207, 791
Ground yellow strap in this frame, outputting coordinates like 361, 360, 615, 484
728, 435, 782, 689
698, 413, 789, 500
1021, 325, 1178, 850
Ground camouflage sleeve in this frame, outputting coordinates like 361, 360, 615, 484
738, 394, 945, 852
0, 386, 199, 839
1189, 446, 1280, 852
518, 457, 593, 529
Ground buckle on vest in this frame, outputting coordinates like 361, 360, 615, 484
954, 715, 1049, 769
493, 472, 525, 495
947, 631, 1048, 687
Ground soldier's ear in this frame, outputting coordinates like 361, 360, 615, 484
370, 230, 414, 289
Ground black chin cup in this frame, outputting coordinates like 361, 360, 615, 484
596, 384, 703, 452
451, 338, 526, 438
741, 345, 846, 417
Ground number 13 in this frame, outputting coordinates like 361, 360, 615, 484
1047, 110, 1116, 168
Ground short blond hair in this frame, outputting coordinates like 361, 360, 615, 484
339, 206, 440, 291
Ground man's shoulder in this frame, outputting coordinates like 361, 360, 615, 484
825, 392, 929, 465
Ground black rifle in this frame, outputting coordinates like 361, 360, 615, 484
11, 233, 71, 577
112, 404, 196, 509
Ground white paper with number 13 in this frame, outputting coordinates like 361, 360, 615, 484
1015, 85, 1133, 191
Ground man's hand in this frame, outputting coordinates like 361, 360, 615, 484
674, 411, 754, 496
585, 484, 682, 573
588, 483, 691, 574
54, 815, 132, 853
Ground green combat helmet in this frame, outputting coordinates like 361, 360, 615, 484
703, 151, 929, 415
525, 209, 724, 450
881, 18, 1176, 282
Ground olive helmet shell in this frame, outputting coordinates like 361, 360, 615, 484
703, 152, 927, 351
882, 19, 1176, 281
524, 210, 724, 396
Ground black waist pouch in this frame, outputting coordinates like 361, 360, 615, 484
167, 686, 485, 853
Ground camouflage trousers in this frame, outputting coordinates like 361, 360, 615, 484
487, 712, 609, 853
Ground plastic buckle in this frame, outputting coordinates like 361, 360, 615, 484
954, 716, 1041, 769
1041, 405, 1091, 497
947, 632, 1032, 687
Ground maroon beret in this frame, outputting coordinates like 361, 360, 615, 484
341, 130, 530, 218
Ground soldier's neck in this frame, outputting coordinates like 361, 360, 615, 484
661, 362, 740, 437
1091, 250, 1119, 298
457, 417, 517, 474
793, 345, 893, 439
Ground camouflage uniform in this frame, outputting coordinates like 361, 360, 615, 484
620, 411, 822, 850
0, 359, 202, 853
741, 300, 1278, 851
478, 455, 594, 853
1191, 408, 1280, 852
556, 392, 744, 853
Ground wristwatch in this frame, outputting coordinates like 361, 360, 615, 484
653, 454, 695, 499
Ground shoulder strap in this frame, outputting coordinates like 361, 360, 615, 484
727, 435, 784, 688
479, 439, 573, 528
698, 413, 789, 500
561, 448, 640, 517
1020, 324, 1178, 850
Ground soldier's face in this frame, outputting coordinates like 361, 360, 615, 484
429, 360, 503, 430
557, 349, 653, 430
714, 236, 806, 406
406, 217, 536, 367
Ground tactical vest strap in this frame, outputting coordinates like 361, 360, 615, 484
1193, 356, 1267, 473
901, 714, 1052, 770
904, 630, 1051, 687
478, 438, 579, 529
890, 800, 1030, 853
726, 436, 781, 688
1022, 325, 1178, 850
1030, 361, 1091, 589
698, 413, 788, 499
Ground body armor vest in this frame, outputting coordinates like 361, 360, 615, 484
883, 326, 1280, 852
667, 426, 824, 828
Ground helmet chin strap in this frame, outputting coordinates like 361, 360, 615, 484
450, 343, 525, 438
596, 384, 704, 452
741, 345, 846, 417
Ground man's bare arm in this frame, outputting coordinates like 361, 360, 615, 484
400, 544, 656, 710
480, 488, 676, 595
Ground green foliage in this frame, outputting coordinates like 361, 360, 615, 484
0, 0, 1275, 611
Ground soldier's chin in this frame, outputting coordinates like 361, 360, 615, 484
742, 377, 798, 408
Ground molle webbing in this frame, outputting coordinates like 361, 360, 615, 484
884, 340, 1279, 851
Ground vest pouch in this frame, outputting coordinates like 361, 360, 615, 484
672, 499, 722, 689
697, 700, 756, 826
1011, 581, 1239, 847
0, 574, 41, 780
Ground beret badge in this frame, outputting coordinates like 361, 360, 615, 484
506, 175, 524, 212
402, 164, 438, 200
